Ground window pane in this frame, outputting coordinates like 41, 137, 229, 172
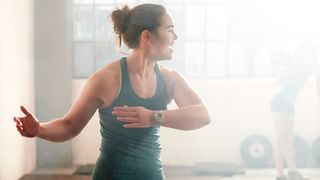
207, 42, 227, 77
228, 42, 249, 77
206, 5, 227, 40
116, 0, 135, 4
186, 0, 205, 3
73, 43, 95, 78
228, 4, 249, 40
186, 5, 205, 40
253, 44, 273, 76
167, 5, 184, 37
74, 0, 93, 5
185, 42, 205, 77
164, 0, 184, 3
160, 6, 184, 73
228, 0, 249, 5
95, 6, 114, 42
73, 7, 94, 41
95, 0, 115, 4
206, 0, 226, 3
95, 42, 122, 69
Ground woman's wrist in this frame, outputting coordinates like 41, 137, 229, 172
152, 110, 164, 127
36, 123, 44, 138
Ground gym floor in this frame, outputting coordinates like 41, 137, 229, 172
19, 166, 320, 180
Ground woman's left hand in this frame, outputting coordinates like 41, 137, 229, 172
112, 106, 154, 128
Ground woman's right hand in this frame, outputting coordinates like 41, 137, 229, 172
14, 105, 40, 138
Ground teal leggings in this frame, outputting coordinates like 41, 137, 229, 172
92, 153, 165, 180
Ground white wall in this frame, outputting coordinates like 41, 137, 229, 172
0, 0, 36, 179
71, 78, 320, 166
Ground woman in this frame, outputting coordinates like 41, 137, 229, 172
270, 41, 318, 180
13, 4, 211, 180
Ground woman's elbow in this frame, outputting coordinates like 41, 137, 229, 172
201, 106, 212, 125
62, 119, 80, 140
202, 115, 211, 126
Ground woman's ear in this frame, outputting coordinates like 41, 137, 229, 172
141, 29, 153, 45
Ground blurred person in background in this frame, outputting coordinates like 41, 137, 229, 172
270, 41, 318, 180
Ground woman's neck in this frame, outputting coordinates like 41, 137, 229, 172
126, 50, 157, 78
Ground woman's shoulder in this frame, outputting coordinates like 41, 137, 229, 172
86, 59, 122, 103
86, 59, 121, 90
94, 59, 121, 79
158, 64, 184, 83
158, 65, 188, 102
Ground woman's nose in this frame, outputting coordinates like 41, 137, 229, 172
173, 31, 178, 40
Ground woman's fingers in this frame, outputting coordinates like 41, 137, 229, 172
123, 123, 148, 128
20, 105, 32, 117
15, 115, 36, 126
117, 117, 139, 123
113, 106, 154, 128
112, 110, 137, 117
14, 117, 35, 137
14, 115, 39, 137
17, 128, 27, 137
14, 117, 22, 126
15, 122, 23, 131
16, 124, 24, 132
113, 106, 138, 112
15, 121, 28, 136
19, 117, 31, 127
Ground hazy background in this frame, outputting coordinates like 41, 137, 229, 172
1, 0, 320, 179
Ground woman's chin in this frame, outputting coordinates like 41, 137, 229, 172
156, 53, 173, 61
158, 57, 172, 61
165, 53, 173, 60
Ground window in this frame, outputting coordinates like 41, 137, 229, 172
73, 0, 133, 78
72, 0, 274, 79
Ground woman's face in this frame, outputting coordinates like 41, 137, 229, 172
149, 13, 178, 60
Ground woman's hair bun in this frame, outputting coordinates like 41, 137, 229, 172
111, 5, 131, 34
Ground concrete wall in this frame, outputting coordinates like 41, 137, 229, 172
0, 0, 36, 179
34, 0, 73, 167
71, 78, 320, 166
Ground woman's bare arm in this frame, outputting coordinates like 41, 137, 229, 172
37, 72, 108, 142
160, 71, 211, 130
14, 70, 115, 142
111, 69, 211, 130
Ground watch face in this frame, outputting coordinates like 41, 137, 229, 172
156, 112, 161, 119
155, 111, 163, 121
153, 111, 163, 127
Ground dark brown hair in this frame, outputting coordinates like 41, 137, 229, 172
111, 4, 166, 48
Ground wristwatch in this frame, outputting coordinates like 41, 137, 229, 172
153, 110, 164, 127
